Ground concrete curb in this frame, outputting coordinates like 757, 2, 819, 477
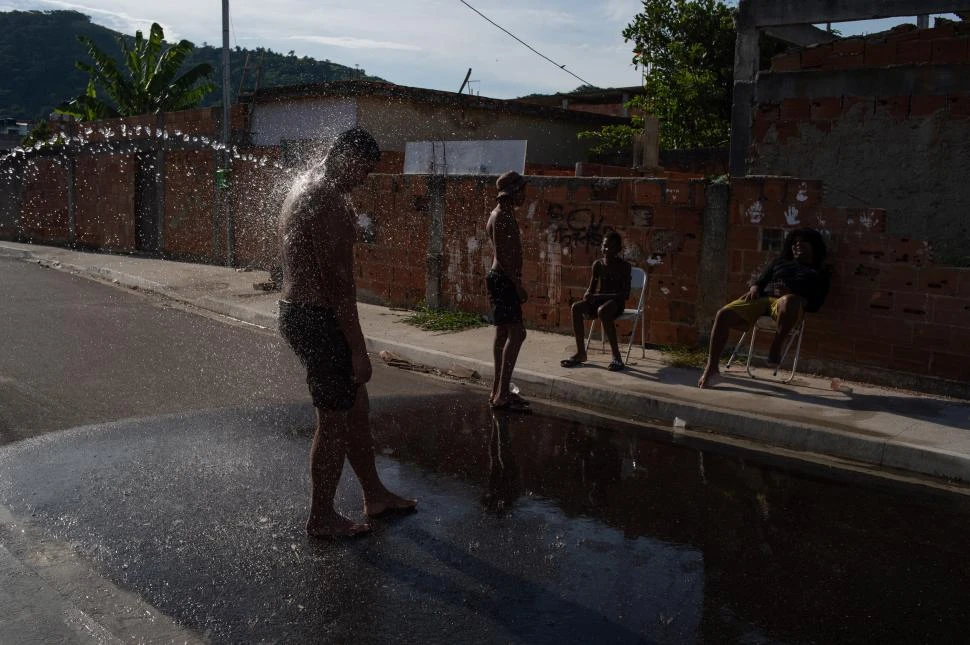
363, 336, 970, 484
4, 242, 969, 485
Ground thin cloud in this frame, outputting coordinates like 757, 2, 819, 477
287, 35, 422, 51
3, 0, 176, 37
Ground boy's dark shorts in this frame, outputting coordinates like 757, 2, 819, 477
485, 270, 523, 325
278, 300, 358, 411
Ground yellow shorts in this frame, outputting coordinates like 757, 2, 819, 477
723, 296, 803, 328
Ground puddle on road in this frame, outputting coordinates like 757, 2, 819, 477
371, 397, 970, 644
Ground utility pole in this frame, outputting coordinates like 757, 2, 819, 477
221, 0, 235, 265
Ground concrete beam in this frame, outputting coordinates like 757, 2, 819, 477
763, 24, 838, 47
737, 0, 970, 28
755, 65, 970, 103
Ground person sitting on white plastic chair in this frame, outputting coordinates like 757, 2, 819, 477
698, 228, 830, 389
560, 231, 632, 372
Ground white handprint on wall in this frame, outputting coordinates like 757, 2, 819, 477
746, 201, 763, 224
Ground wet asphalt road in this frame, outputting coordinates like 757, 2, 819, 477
5, 255, 970, 644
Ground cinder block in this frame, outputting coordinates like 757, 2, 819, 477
947, 94, 970, 118
810, 97, 842, 120
931, 38, 969, 64
897, 39, 932, 64
825, 53, 864, 70
910, 94, 947, 116
801, 44, 833, 69
771, 53, 801, 72
931, 351, 970, 381
931, 295, 970, 325
834, 38, 866, 55
780, 98, 811, 120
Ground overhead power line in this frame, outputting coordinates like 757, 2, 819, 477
457, 0, 597, 89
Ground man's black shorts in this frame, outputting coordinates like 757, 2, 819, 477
278, 300, 358, 411
485, 270, 523, 325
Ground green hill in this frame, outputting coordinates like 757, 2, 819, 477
0, 9, 382, 120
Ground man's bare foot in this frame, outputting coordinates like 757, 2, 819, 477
364, 492, 417, 518
306, 513, 372, 539
698, 368, 721, 389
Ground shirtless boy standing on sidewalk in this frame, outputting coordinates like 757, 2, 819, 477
278, 128, 415, 538
485, 171, 530, 412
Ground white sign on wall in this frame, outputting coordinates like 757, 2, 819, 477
403, 140, 527, 175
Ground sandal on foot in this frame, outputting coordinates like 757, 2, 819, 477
607, 359, 624, 372
560, 357, 584, 368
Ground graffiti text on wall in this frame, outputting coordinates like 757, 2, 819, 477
547, 203, 613, 249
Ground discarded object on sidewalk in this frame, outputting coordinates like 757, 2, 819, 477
673, 417, 687, 429
378, 350, 433, 374
446, 364, 479, 380
830, 379, 854, 395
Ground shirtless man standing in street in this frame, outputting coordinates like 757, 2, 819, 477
485, 171, 529, 412
278, 127, 415, 539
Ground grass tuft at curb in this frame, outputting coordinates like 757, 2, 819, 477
398, 305, 486, 332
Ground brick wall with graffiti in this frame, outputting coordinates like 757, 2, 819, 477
429, 176, 706, 344
3, 116, 970, 385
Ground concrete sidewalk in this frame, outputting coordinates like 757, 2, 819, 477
4, 240, 970, 487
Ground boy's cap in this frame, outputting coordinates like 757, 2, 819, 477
496, 171, 527, 198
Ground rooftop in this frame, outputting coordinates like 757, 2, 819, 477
252, 80, 631, 126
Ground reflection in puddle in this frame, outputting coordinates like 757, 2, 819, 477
373, 397, 970, 644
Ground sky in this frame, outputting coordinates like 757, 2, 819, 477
0, 0, 960, 100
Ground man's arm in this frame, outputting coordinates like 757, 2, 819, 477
584, 261, 600, 302
311, 215, 371, 383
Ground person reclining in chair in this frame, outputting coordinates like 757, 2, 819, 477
560, 231, 632, 372
698, 227, 830, 389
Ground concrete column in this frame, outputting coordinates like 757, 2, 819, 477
642, 115, 660, 169
696, 182, 730, 337
425, 174, 445, 309
155, 112, 166, 254
729, 27, 760, 177
66, 155, 77, 246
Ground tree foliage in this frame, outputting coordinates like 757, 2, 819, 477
581, 0, 737, 153
627, 0, 736, 149
57, 22, 215, 120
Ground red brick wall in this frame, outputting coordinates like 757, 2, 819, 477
20, 158, 70, 242
753, 24, 970, 263
164, 149, 215, 260
770, 23, 970, 72
431, 176, 705, 342
75, 154, 136, 250
350, 175, 430, 306
730, 176, 970, 382
229, 147, 284, 268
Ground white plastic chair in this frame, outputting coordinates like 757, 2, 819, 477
725, 315, 806, 383
585, 266, 648, 362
